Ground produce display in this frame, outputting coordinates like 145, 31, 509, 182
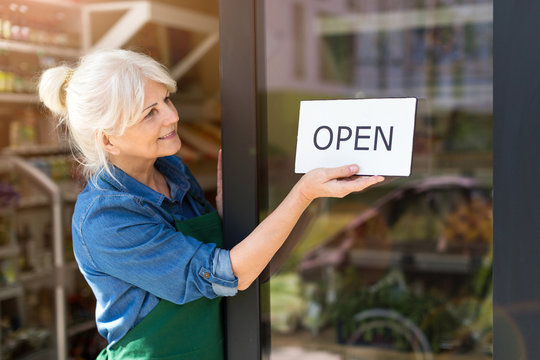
271, 177, 493, 357
442, 197, 492, 251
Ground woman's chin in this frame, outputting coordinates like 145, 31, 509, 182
156, 136, 182, 157
170, 138, 182, 155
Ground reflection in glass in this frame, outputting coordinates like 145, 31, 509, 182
264, 0, 492, 359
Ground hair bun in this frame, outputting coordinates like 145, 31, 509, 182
39, 65, 73, 118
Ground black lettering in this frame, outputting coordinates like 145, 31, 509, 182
374, 126, 393, 151
313, 126, 333, 150
336, 126, 352, 150
354, 126, 371, 150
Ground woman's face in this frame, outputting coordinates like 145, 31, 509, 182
108, 80, 181, 163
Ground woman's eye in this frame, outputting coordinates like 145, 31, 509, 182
145, 108, 156, 119
164, 96, 171, 103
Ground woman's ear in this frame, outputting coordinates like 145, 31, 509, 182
102, 133, 120, 155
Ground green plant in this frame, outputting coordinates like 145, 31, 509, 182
325, 267, 460, 353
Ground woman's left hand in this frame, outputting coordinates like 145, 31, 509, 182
216, 149, 223, 218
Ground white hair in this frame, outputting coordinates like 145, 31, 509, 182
38, 49, 177, 182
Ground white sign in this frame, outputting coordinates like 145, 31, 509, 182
295, 98, 417, 176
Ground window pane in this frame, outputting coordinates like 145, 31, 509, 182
263, 1, 492, 359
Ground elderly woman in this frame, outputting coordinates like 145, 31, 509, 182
38, 49, 383, 359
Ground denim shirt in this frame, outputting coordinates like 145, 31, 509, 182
72, 155, 238, 347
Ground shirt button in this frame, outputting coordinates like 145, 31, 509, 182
203, 272, 210, 279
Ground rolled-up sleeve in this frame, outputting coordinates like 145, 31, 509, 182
78, 196, 238, 304
210, 248, 238, 296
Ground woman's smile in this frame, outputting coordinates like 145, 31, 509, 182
158, 129, 177, 140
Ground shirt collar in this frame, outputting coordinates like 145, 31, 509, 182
96, 156, 191, 206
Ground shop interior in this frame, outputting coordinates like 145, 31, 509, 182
0, 1, 221, 359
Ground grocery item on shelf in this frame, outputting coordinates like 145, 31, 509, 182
0, 179, 20, 208
1, 325, 52, 360
9, 108, 38, 148
0, 257, 17, 285
1, 2, 76, 47
0, 49, 52, 94
442, 197, 492, 247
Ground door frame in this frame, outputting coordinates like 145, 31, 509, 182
219, 0, 269, 359
493, 0, 540, 358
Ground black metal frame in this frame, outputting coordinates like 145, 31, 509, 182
494, 0, 540, 358
219, 1, 268, 359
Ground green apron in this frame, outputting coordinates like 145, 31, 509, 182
96, 190, 225, 360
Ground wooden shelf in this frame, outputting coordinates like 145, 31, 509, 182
2, 145, 70, 156
0, 206, 16, 217
18, 0, 79, 8
0, 92, 39, 104
17, 195, 49, 209
18, 348, 57, 360
20, 269, 54, 284
67, 320, 96, 337
0, 245, 20, 259
20, 262, 79, 285
0, 285, 23, 301
348, 249, 480, 274
0, 39, 80, 58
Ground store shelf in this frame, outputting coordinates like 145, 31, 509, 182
67, 320, 96, 337
19, 348, 57, 360
414, 252, 472, 274
0, 285, 23, 301
0, 208, 16, 217
16, 192, 78, 210
0, 92, 39, 104
20, 262, 79, 285
349, 249, 479, 274
20, 269, 53, 284
18, 195, 50, 209
19, 0, 79, 8
0, 245, 20, 259
2, 145, 70, 156
0, 39, 80, 58
318, 3, 493, 35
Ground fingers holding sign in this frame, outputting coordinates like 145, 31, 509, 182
297, 164, 384, 202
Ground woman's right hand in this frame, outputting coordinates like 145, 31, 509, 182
295, 164, 384, 203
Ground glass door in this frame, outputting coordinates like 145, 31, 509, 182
261, 1, 493, 359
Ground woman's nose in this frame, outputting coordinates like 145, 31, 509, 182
163, 104, 179, 125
